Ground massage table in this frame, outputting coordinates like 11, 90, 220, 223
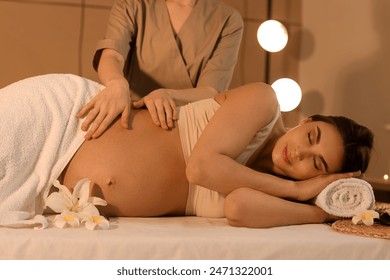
1, 216, 389, 260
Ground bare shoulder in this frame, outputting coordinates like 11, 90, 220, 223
215, 83, 277, 106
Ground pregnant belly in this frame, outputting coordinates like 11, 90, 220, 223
61, 111, 189, 217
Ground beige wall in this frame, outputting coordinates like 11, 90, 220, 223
0, 0, 301, 88
4, 1, 384, 178
223, 0, 301, 90
0, 0, 303, 129
299, 0, 390, 178
0, 0, 113, 87
222, 0, 267, 88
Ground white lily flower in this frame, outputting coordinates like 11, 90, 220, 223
46, 178, 107, 217
83, 215, 110, 230
352, 210, 380, 226
53, 211, 80, 228
45, 178, 110, 230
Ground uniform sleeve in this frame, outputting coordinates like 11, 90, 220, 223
93, 0, 136, 70
196, 10, 244, 92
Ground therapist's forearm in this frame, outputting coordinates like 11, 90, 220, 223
98, 49, 128, 86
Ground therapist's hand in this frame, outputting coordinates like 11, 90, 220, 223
132, 88, 177, 130
77, 78, 131, 140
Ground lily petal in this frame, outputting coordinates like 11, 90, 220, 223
84, 220, 98, 230
46, 192, 73, 213
88, 196, 108, 206
83, 215, 110, 230
53, 180, 73, 200
67, 216, 80, 228
78, 203, 100, 217
53, 215, 68, 228
362, 218, 374, 226
98, 219, 110, 230
352, 216, 361, 225
72, 178, 91, 206
54, 212, 81, 228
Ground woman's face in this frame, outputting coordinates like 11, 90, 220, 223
272, 119, 345, 180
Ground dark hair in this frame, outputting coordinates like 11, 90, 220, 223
309, 115, 374, 173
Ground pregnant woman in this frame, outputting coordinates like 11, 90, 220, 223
0, 74, 373, 228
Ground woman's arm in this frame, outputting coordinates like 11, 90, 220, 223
186, 82, 359, 200
224, 188, 333, 228
78, 49, 131, 140
186, 83, 297, 198
132, 86, 218, 130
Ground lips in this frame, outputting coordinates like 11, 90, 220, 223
283, 145, 291, 164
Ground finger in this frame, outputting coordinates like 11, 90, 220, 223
339, 170, 361, 178
80, 109, 99, 131
77, 99, 95, 118
86, 110, 108, 138
132, 99, 145, 109
145, 101, 160, 126
164, 102, 174, 129
121, 104, 130, 129
352, 170, 362, 178
332, 170, 361, 181
92, 115, 114, 139
156, 101, 168, 129
84, 127, 94, 140
84, 121, 100, 140
170, 99, 178, 121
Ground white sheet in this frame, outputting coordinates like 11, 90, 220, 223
1, 217, 389, 260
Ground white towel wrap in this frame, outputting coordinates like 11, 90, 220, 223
0, 74, 103, 228
313, 178, 375, 218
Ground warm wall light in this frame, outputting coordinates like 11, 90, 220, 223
271, 78, 302, 112
258, 1, 301, 112
257, 20, 288, 53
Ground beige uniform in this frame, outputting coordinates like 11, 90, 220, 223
93, 0, 244, 99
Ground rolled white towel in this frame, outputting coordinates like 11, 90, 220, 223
313, 178, 375, 218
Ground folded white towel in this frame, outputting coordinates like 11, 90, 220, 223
313, 178, 375, 218
0, 74, 104, 228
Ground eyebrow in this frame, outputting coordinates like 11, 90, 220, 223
316, 126, 329, 173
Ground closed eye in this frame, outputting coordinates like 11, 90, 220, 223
310, 126, 328, 172
307, 132, 313, 144
314, 126, 329, 172
313, 156, 321, 171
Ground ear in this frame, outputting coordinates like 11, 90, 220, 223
299, 117, 312, 125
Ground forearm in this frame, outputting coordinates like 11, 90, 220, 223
164, 86, 218, 106
186, 153, 296, 199
98, 49, 128, 87
225, 188, 331, 228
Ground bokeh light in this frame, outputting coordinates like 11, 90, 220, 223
257, 20, 288, 52
271, 78, 302, 112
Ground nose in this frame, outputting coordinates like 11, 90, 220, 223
293, 145, 311, 161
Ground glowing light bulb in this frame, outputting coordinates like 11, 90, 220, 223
384, 174, 389, 181
271, 78, 302, 112
257, 20, 288, 52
